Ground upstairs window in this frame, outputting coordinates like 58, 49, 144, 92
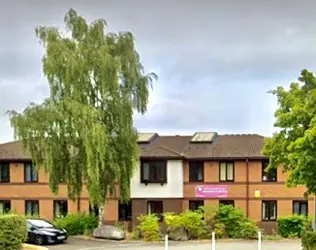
141, 160, 167, 184
25, 200, 39, 216
262, 200, 277, 221
54, 200, 68, 218
24, 163, 38, 183
118, 201, 132, 221
293, 200, 308, 216
219, 162, 234, 182
219, 200, 235, 207
0, 200, 11, 214
0, 163, 9, 183
189, 200, 204, 211
262, 161, 277, 182
189, 161, 204, 182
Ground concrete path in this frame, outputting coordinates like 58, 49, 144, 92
47, 238, 302, 250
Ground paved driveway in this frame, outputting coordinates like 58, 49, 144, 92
47, 238, 302, 250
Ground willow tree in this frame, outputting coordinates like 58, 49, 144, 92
8, 9, 157, 223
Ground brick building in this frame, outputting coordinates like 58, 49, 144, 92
0, 132, 310, 232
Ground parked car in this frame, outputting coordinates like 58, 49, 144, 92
26, 219, 67, 245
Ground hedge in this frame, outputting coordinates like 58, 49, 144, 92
302, 231, 316, 250
277, 214, 307, 238
53, 213, 98, 235
0, 214, 27, 250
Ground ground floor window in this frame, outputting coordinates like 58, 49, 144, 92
25, 200, 39, 216
118, 201, 132, 221
54, 200, 68, 218
293, 200, 308, 216
189, 200, 204, 211
262, 200, 277, 221
89, 204, 99, 216
0, 200, 10, 214
148, 201, 163, 221
219, 200, 235, 207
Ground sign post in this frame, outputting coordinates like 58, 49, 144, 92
212, 231, 216, 250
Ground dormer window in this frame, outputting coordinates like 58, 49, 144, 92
141, 160, 167, 184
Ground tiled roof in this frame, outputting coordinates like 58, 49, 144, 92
0, 141, 31, 160
0, 133, 267, 161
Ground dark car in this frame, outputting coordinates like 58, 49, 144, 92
26, 219, 67, 245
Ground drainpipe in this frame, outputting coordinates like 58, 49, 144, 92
246, 158, 249, 217
314, 195, 316, 231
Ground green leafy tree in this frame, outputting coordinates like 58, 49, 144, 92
263, 69, 316, 196
7, 9, 157, 224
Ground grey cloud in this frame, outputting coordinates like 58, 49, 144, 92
1, 0, 316, 142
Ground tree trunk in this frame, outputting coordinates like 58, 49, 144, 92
98, 205, 105, 226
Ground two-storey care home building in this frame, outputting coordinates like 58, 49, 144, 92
0, 132, 310, 232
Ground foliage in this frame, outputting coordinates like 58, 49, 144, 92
114, 221, 126, 232
202, 205, 218, 225
237, 221, 258, 239
262, 70, 316, 196
164, 210, 206, 239
164, 205, 257, 240
213, 204, 257, 239
277, 214, 307, 238
25, 214, 40, 219
0, 214, 28, 250
7, 8, 157, 210
213, 222, 226, 238
214, 204, 245, 238
136, 214, 161, 241
302, 231, 316, 250
54, 213, 98, 235
131, 230, 141, 240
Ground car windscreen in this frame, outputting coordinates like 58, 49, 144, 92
28, 219, 54, 228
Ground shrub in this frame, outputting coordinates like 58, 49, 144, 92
302, 231, 316, 250
164, 210, 206, 239
54, 213, 98, 235
137, 214, 161, 241
213, 222, 226, 238
215, 205, 244, 238
214, 205, 259, 239
237, 220, 258, 239
0, 214, 28, 250
180, 210, 206, 239
277, 214, 307, 238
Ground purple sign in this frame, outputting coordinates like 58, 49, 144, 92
195, 185, 228, 198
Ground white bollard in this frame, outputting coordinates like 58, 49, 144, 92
212, 231, 216, 250
165, 234, 168, 250
258, 231, 262, 250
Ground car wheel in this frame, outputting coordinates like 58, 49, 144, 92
35, 235, 44, 245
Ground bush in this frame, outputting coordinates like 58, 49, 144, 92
54, 213, 98, 235
237, 220, 258, 239
277, 214, 307, 238
164, 210, 207, 239
136, 214, 161, 241
213, 222, 226, 238
0, 214, 28, 250
214, 205, 255, 238
302, 231, 316, 250
213, 205, 259, 239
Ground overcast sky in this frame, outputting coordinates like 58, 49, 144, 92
1, 0, 316, 143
